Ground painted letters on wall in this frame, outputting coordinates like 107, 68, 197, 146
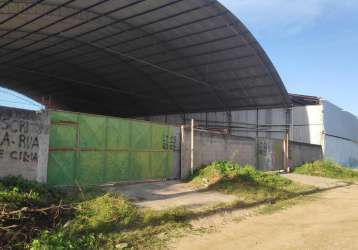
0, 107, 49, 182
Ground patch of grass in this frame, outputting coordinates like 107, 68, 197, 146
2, 162, 322, 250
0, 176, 191, 250
29, 195, 192, 250
293, 160, 358, 181
189, 161, 315, 202
0, 176, 75, 249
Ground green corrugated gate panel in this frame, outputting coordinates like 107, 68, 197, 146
77, 151, 104, 185
49, 124, 77, 148
151, 125, 170, 150
131, 121, 152, 150
47, 152, 76, 186
151, 152, 168, 179
50, 111, 78, 123
48, 110, 176, 186
79, 115, 106, 149
107, 118, 130, 149
130, 152, 151, 180
105, 152, 130, 182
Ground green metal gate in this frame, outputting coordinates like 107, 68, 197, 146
47, 111, 176, 186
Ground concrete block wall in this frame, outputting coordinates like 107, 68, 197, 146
257, 138, 284, 171
0, 106, 49, 182
180, 128, 324, 178
180, 128, 256, 178
289, 141, 323, 168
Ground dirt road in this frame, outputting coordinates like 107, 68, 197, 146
172, 177, 358, 250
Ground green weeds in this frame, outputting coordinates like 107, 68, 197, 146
2, 161, 323, 250
293, 160, 358, 181
189, 161, 314, 202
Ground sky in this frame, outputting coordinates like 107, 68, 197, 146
0, 0, 358, 115
220, 0, 358, 115
0, 87, 44, 110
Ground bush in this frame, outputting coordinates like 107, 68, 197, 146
28, 195, 192, 250
71, 194, 140, 234
0, 176, 64, 204
0, 176, 75, 249
190, 161, 291, 189
294, 160, 358, 180
189, 161, 309, 201
29, 231, 98, 250
1, 176, 191, 250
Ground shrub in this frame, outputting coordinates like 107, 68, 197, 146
294, 160, 358, 180
189, 161, 308, 201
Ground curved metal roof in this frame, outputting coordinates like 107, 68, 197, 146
0, 0, 290, 117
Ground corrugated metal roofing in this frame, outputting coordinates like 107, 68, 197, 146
290, 94, 321, 106
0, 0, 290, 117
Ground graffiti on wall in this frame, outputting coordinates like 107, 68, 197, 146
162, 135, 178, 151
0, 113, 47, 163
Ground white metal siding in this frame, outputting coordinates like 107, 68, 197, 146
141, 105, 324, 145
291, 105, 324, 145
323, 101, 358, 141
322, 101, 358, 167
324, 135, 358, 167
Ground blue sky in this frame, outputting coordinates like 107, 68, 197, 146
1, 1, 357, 115
220, 0, 358, 115
0, 87, 44, 110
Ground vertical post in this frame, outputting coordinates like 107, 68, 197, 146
283, 132, 289, 172
284, 108, 291, 172
190, 119, 195, 176
180, 125, 184, 179
49, 96, 52, 109
227, 111, 232, 134
256, 109, 260, 169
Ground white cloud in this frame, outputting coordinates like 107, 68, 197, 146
219, 0, 358, 37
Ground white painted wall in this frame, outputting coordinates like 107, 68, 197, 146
291, 105, 324, 145
322, 101, 358, 167
0, 107, 49, 182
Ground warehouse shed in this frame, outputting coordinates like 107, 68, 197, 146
0, 0, 297, 184
0, 0, 290, 116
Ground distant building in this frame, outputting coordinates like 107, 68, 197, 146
141, 94, 358, 168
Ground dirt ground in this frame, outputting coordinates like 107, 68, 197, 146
107, 180, 237, 211
172, 175, 358, 250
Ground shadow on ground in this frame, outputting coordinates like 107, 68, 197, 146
105, 176, 354, 215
